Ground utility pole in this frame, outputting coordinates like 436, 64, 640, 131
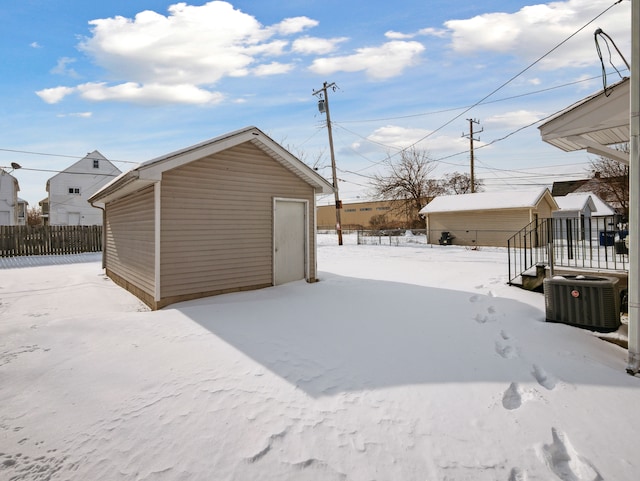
462, 119, 482, 193
313, 81, 343, 245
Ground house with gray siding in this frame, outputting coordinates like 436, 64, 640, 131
89, 126, 334, 310
419, 188, 558, 247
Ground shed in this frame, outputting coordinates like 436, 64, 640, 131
89, 126, 334, 310
552, 193, 597, 219
552, 193, 598, 243
419, 188, 558, 247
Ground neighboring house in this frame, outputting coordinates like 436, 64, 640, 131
317, 198, 428, 230
552, 192, 617, 244
419, 188, 558, 247
0, 169, 20, 226
46, 151, 121, 225
552, 193, 598, 242
88, 126, 334, 310
552, 173, 627, 216
39, 198, 49, 225
16, 198, 28, 225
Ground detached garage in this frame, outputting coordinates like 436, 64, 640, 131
419, 188, 558, 247
89, 126, 334, 309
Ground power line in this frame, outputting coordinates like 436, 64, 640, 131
388, 0, 626, 157
0, 147, 139, 165
335, 73, 621, 125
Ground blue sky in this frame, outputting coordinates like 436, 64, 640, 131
0, 0, 632, 206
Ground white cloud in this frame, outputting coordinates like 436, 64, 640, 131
38, 2, 329, 106
385, 31, 415, 40
51, 57, 78, 77
37, 82, 224, 105
35, 86, 75, 104
353, 125, 468, 153
270, 16, 318, 35
484, 109, 546, 128
253, 62, 294, 76
443, 0, 631, 70
30, 42, 41, 48
292, 36, 348, 55
76, 82, 224, 105
385, 28, 447, 39
309, 41, 425, 80
56, 112, 93, 118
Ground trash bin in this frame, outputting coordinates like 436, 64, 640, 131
438, 231, 454, 245
599, 231, 615, 246
615, 240, 628, 254
543, 275, 620, 331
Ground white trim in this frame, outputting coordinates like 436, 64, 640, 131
154, 182, 161, 302
272, 197, 309, 285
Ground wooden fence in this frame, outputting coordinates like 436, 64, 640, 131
0, 225, 103, 257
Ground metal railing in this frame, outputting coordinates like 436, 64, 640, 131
508, 216, 628, 285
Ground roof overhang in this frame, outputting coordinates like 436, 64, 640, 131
89, 126, 335, 204
539, 77, 630, 164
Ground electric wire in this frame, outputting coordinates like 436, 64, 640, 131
383, 0, 626, 158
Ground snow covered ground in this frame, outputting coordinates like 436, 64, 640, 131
1, 234, 638, 481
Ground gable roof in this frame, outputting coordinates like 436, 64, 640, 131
567, 192, 616, 216
89, 126, 334, 204
553, 193, 597, 213
46, 150, 121, 191
419, 188, 557, 215
551, 179, 589, 196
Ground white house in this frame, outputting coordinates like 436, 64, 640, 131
46, 151, 121, 226
0, 169, 20, 226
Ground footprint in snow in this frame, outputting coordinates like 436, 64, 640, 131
495, 341, 517, 359
531, 364, 556, 391
539, 428, 603, 481
502, 382, 522, 410
508, 467, 527, 481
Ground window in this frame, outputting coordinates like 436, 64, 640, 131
376, 207, 391, 211
68, 187, 80, 194
93, 159, 100, 169
344, 208, 356, 212
359, 207, 372, 211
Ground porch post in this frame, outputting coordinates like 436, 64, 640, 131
627, 0, 640, 374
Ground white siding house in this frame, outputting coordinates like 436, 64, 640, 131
46, 151, 121, 225
0, 169, 20, 226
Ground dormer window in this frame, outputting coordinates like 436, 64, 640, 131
93, 159, 100, 169
68, 187, 80, 194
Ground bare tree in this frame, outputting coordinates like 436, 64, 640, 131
589, 144, 629, 219
440, 171, 483, 194
370, 147, 443, 228
27, 206, 43, 226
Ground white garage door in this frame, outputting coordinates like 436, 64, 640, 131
273, 199, 307, 285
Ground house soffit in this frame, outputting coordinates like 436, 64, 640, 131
539, 77, 630, 163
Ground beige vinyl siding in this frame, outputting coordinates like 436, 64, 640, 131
104, 186, 156, 297
159, 142, 316, 299
427, 209, 533, 247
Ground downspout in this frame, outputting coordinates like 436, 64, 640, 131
627, 0, 640, 375
90, 201, 106, 269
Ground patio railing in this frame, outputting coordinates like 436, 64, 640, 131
507, 216, 628, 285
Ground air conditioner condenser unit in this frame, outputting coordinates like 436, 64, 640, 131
544, 275, 620, 332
